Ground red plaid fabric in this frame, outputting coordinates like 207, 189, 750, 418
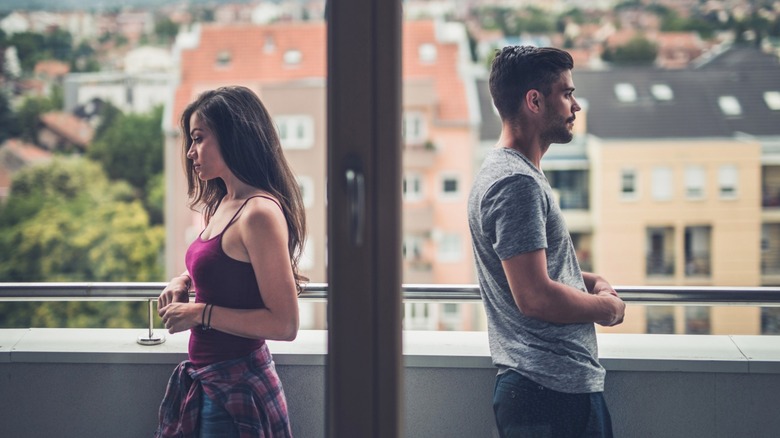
155, 343, 292, 437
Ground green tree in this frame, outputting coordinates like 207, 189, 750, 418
44, 28, 73, 61
89, 106, 164, 194
0, 157, 164, 328
602, 36, 658, 66
15, 95, 58, 142
154, 16, 179, 42
8, 31, 45, 72
0, 91, 20, 142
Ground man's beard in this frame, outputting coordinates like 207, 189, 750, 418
540, 109, 574, 145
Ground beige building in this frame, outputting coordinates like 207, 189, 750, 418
589, 137, 763, 334
567, 47, 780, 335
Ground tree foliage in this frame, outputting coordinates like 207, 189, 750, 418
0, 91, 20, 142
88, 105, 164, 193
6, 30, 74, 73
602, 36, 658, 66
0, 157, 164, 328
16, 93, 60, 142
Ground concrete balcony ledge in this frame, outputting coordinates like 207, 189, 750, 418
2, 329, 780, 438
2, 328, 778, 373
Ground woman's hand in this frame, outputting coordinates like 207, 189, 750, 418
158, 275, 191, 309
159, 302, 205, 334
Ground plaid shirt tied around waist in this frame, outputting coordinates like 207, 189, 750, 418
155, 343, 292, 438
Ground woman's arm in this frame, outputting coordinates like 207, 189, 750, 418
158, 271, 191, 309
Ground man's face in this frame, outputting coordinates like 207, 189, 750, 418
540, 70, 581, 145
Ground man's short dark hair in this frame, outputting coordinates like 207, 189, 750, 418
489, 46, 574, 122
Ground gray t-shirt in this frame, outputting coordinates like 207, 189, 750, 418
467, 147, 605, 394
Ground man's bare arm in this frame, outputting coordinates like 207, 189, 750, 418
502, 249, 625, 326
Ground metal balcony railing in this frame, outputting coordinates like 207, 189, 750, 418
2, 282, 780, 344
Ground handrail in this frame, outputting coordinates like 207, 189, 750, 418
1, 282, 780, 306
2, 282, 779, 345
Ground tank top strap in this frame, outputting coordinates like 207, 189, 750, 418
219, 194, 283, 235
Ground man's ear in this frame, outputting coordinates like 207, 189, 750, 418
525, 89, 542, 113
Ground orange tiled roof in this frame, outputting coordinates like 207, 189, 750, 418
173, 20, 469, 128
39, 112, 94, 147
34, 60, 70, 79
1, 138, 52, 163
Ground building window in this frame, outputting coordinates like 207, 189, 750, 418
440, 174, 460, 199
263, 35, 276, 53
646, 226, 675, 276
439, 303, 461, 330
570, 232, 593, 272
275, 115, 314, 149
762, 224, 780, 276
718, 164, 738, 199
685, 306, 711, 334
621, 168, 637, 199
650, 84, 674, 101
614, 83, 637, 103
403, 302, 435, 330
283, 49, 302, 65
684, 225, 711, 277
418, 43, 437, 63
546, 169, 589, 209
647, 306, 675, 334
403, 172, 424, 201
762, 308, 780, 334
763, 91, 780, 111
297, 176, 314, 208
684, 165, 706, 199
402, 111, 426, 145
437, 233, 462, 262
402, 236, 424, 261
718, 95, 742, 116
652, 166, 673, 201
216, 50, 231, 67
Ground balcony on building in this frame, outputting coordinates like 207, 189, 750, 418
2, 283, 779, 438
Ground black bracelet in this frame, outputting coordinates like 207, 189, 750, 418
201, 303, 209, 330
206, 304, 215, 330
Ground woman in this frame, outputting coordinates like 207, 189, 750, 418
155, 86, 306, 438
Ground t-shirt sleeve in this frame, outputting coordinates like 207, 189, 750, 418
480, 175, 547, 261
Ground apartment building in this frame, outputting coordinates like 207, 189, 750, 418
476, 46, 780, 335
163, 20, 480, 330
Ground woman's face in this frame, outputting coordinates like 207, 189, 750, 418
186, 113, 228, 181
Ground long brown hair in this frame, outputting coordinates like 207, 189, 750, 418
181, 86, 308, 292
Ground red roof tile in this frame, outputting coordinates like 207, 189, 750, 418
1, 138, 52, 163
34, 60, 70, 79
39, 112, 94, 147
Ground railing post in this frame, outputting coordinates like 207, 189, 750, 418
137, 298, 165, 345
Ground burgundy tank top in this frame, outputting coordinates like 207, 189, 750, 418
185, 195, 279, 367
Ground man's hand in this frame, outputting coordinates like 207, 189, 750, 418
596, 291, 625, 327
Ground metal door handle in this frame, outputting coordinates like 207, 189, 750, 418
346, 168, 365, 246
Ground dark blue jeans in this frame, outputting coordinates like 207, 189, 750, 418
493, 371, 613, 438
199, 390, 240, 438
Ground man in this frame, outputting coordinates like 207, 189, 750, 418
467, 46, 625, 437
